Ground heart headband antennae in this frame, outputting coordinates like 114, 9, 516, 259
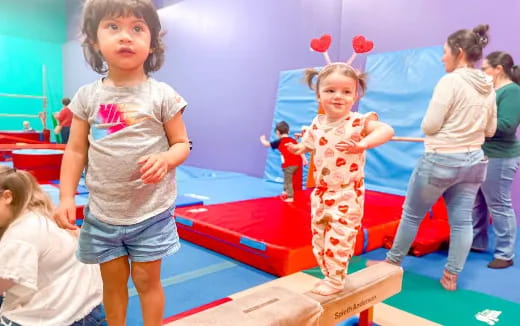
310, 34, 332, 64
346, 53, 357, 66
323, 52, 332, 65
347, 35, 374, 65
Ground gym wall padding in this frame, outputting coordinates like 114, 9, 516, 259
358, 46, 445, 195
265, 46, 445, 195
0, 0, 65, 136
263, 68, 317, 185
0, 36, 63, 133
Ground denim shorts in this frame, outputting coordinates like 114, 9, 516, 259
77, 205, 180, 264
0, 304, 106, 326
70, 304, 107, 326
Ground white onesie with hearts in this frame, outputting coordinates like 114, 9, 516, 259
301, 111, 377, 288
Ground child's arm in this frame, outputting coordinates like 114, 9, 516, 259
259, 134, 271, 147
338, 120, 394, 153
138, 110, 190, 184
55, 116, 89, 230
362, 120, 395, 149
0, 278, 14, 294
286, 142, 312, 155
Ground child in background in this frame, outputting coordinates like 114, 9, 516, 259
54, 0, 190, 325
54, 97, 73, 144
0, 166, 104, 326
287, 63, 394, 295
22, 121, 34, 132
260, 121, 307, 202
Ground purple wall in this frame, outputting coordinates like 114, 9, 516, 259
338, 0, 520, 219
339, 0, 520, 59
153, 0, 343, 176
63, 0, 520, 216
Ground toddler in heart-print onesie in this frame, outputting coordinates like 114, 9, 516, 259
305, 112, 375, 292
286, 63, 394, 295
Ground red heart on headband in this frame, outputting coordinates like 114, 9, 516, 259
352, 35, 374, 53
310, 34, 332, 53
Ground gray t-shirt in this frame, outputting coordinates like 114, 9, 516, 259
70, 78, 187, 225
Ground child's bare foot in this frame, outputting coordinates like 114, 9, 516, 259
311, 280, 342, 296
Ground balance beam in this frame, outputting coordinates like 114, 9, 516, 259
167, 263, 410, 326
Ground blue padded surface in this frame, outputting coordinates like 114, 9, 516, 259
263, 68, 315, 184
176, 165, 244, 182
358, 46, 445, 195
41, 184, 88, 207
176, 195, 203, 207
126, 240, 276, 324
177, 175, 281, 205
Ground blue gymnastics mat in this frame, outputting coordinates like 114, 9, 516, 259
177, 166, 282, 205
41, 184, 202, 209
126, 240, 276, 325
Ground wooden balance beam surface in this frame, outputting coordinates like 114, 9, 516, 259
167, 263, 422, 326
308, 262, 402, 326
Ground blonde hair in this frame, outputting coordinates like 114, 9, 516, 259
304, 63, 368, 97
0, 166, 55, 239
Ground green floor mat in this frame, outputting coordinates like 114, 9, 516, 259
304, 257, 520, 326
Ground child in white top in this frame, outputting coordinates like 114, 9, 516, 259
287, 63, 394, 295
54, 0, 190, 325
0, 166, 103, 326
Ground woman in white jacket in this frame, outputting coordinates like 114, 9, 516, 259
371, 24, 497, 291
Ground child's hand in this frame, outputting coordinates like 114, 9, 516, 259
138, 152, 169, 184
54, 198, 78, 230
259, 134, 271, 147
335, 140, 368, 154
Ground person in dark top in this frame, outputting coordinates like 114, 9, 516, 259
472, 51, 520, 269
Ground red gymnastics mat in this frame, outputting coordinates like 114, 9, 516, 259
175, 190, 315, 276
175, 189, 447, 276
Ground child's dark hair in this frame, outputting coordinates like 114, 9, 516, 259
80, 0, 165, 75
304, 63, 367, 97
62, 98, 71, 106
486, 51, 520, 85
446, 24, 490, 63
275, 121, 290, 134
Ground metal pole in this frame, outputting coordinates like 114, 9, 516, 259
0, 93, 46, 99
391, 136, 424, 142
41, 64, 48, 129
0, 114, 41, 118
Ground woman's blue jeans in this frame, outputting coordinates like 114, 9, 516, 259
472, 156, 520, 260
387, 150, 488, 274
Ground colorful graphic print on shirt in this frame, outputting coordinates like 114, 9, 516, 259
91, 103, 150, 140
